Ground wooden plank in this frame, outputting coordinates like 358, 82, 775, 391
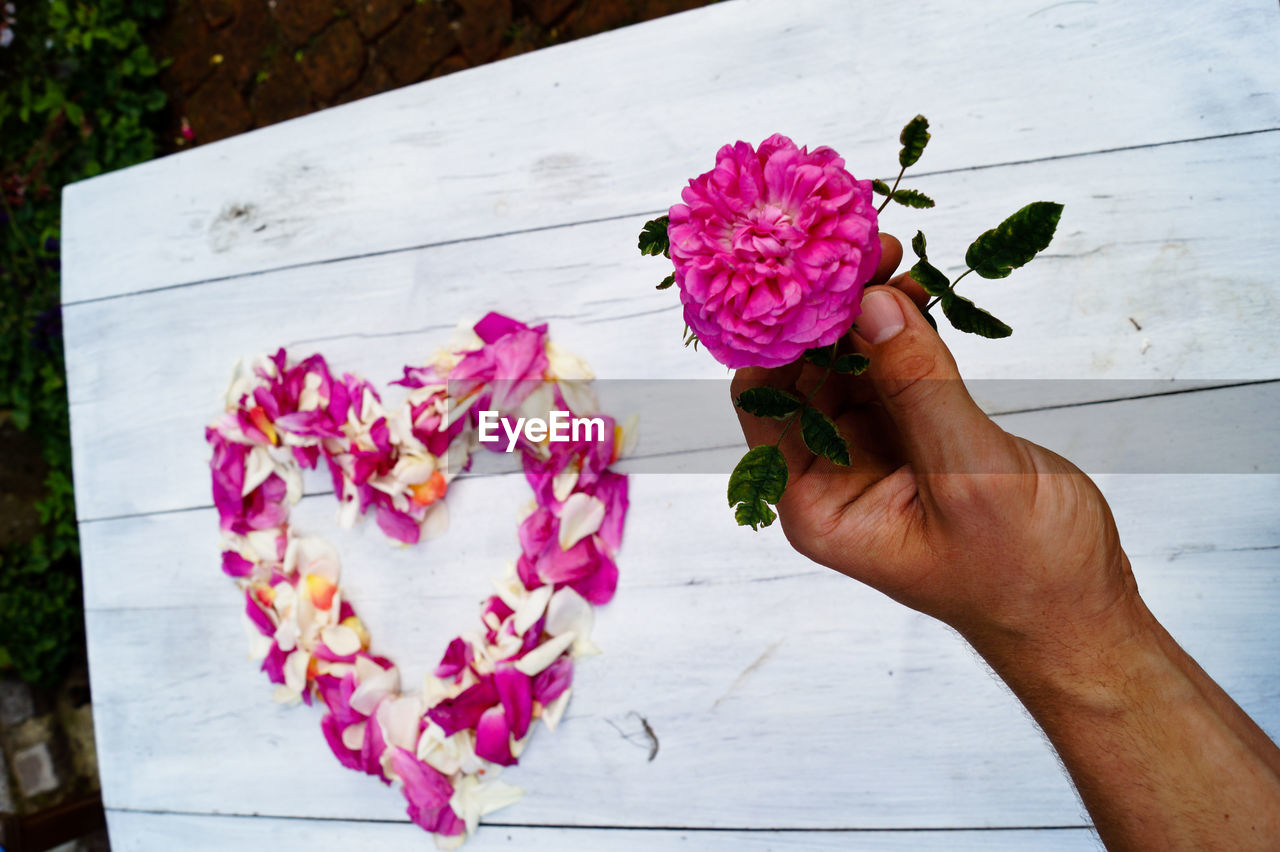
62, 132, 1280, 521
82, 472, 1280, 826
104, 811, 1103, 851
59, 0, 1280, 302
78, 472, 1280, 613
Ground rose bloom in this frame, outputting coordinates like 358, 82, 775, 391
667, 134, 881, 369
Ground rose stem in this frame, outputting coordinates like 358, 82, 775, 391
876, 166, 907, 214
925, 267, 974, 311
775, 341, 839, 445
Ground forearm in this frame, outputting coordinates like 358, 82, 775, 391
970, 587, 1280, 850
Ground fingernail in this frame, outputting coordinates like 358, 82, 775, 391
857, 289, 905, 344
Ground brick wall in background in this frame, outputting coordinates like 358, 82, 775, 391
151, 0, 719, 149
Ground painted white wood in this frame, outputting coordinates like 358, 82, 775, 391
59, 0, 1280, 302
104, 811, 1104, 851
57, 0, 1280, 845
77, 473, 1280, 614
81, 472, 1280, 827
63, 133, 1280, 520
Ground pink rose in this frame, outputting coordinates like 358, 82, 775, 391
667, 134, 881, 369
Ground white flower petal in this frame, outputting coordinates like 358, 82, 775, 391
557, 493, 605, 551
297, 372, 323, 412
320, 624, 361, 657
283, 464, 303, 506
273, 619, 299, 653
557, 380, 599, 420
514, 632, 575, 676
272, 685, 301, 706
350, 658, 400, 716
542, 687, 571, 733
545, 587, 592, 638
377, 694, 425, 752
545, 341, 594, 381
475, 779, 524, 817
341, 721, 366, 751
247, 528, 281, 562
283, 649, 309, 693
551, 457, 581, 503
393, 454, 436, 485
617, 413, 640, 459
242, 616, 273, 661
337, 496, 360, 529
242, 447, 274, 496
419, 500, 450, 541
513, 584, 553, 636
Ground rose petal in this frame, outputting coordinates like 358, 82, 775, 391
514, 632, 575, 677
557, 493, 605, 551
473, 706, 516, 766
320, 624, 362, 657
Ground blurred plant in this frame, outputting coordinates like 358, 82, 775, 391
1, 0, 168, 685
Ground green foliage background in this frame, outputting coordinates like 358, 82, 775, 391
1, 0, 168, 685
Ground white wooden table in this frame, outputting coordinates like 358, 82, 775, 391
62, 1, 1280, 848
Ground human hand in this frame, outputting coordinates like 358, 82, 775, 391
733, 234, 1280, 850
730, 233, 1138, 661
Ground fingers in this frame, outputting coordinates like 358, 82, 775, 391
869, 233, 903, 286
849, 286, 1004, 477
886, 270, 929, 310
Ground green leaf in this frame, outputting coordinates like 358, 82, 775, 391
898, 115, 930, 168
940, 292, 1013, 338
920, 308, 939, 331
727, 445, 788, 530
892, 189, 935, 209
911, 230, 927, 259
735, 387, 803, 419
800, 407, 850, 466
638, 216, 670, 258
872, 179, 892, 196
804, 347, 836, 368
656, 274, 674, 290
804, 347, 869, 375
832, 353, 870, 374
909, 259, 951, 297
964, 201, 1064, 279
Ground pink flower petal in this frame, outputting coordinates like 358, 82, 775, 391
474, 705, 516, 766
376, 504, 420, 544
321, 713, 363, 770
244, 590, 275, 636
434, 637, 473, 681
533, 656, 573, 705
390, 747, 465, 835
494, 664, 533, 740
222, 550, 255, 578
427, 679, 498, 737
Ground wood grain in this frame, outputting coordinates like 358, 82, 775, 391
63, 132, 1280, 521
104, 811, 1104, 851
81, 473, 1280, 826
60, 0, 1280, 302
58, 0, 1280, 845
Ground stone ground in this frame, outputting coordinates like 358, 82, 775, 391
1, 667, 107, 850
151, 0, 719, 149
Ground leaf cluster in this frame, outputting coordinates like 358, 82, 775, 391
1, 0, 167, 684
874, 116, 936, 211
908, 201, 1063, 338
728, 379, 862, 529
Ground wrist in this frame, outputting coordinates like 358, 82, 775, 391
960, 577, 1175, 718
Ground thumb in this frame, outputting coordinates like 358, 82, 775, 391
850, 286, 1001, 475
